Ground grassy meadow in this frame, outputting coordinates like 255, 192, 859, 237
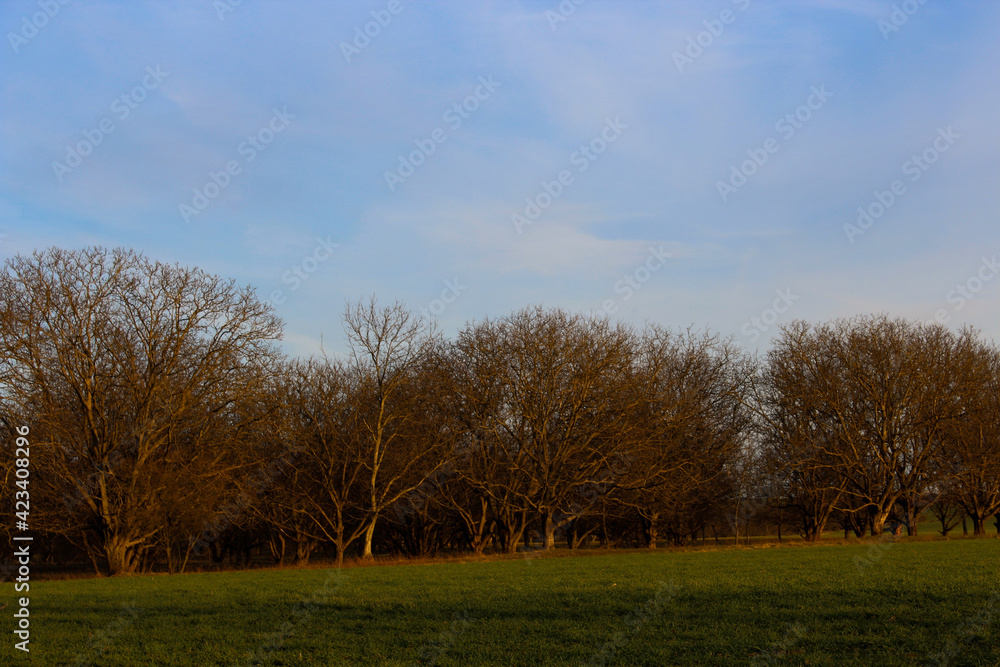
4, 537, 999, 666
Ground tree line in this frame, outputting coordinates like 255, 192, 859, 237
1, 248, 998, 575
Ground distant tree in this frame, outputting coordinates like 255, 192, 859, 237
452, 307, 642, 550
758, 316, 975, 538
231, 361, 329, 567
342, 298, 452, 559
937, 332, 1000, 535
615, 328, 749, 547
217, 358, 357, 567
928, 494, 964, 537
0, 247, 282, 574
753, 322, 849, 541
9, 245, 1000, 572
446, 318, 533, 554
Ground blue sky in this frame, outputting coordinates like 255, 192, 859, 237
2, 0, 998, 357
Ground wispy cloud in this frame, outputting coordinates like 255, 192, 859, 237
1, 0, 998, 351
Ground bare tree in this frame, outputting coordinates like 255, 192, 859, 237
938, 331, 1000, 534
8, 246, 1000, 572
928, 494, 964, 536
278, 358, 367, 565
0, 247, 282, 574
342, 297, 452, 559
615, 327, 749, 547
452, 307, 643, 550
757, 316, 975, 538
833, 318, 972, 535
446, 319, 533, 554
752, 323, 849, 541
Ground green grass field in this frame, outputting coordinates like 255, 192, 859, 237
4, 538, 999, 666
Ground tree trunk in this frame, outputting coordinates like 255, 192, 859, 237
103, 535, 139, 576
543, 512, 557, 550
570, 522, 597, 549
332, 523, 346, 566
904, 501, 919, 536
294, 539, 316, 565
361, 519, 377, 559
870, 507, 891, 537
209, 540, 224, 565
855, 515, 864, 537
293, 522, 317, 564
501, 510, 529, 553
82, 531, 104, 576
459, 501, 489, 555
469, 527, 486, 555
179, 539, 195, 574
642, 514, 659, 549
165, 541, 176, 574
269, 533, 286, 565
802, 513, 825, 542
